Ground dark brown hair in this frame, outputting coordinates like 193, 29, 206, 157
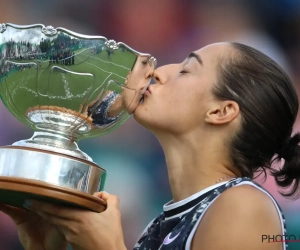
213, 42, 300, 198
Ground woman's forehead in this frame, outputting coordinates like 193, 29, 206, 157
186, 43, 230, 70
194, 42, 231, 60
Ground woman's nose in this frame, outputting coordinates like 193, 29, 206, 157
152, 70, 161, 84
153, 65, 171, 84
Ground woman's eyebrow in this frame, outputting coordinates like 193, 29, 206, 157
187, 52, 203, 66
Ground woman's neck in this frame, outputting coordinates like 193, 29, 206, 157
158, 133, 239, 202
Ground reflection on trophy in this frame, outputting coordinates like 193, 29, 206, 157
0, 23, 156, 212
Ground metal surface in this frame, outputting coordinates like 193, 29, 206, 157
0, 23, 156, 199
0, 23, 156, 144
0, 146, 106, 194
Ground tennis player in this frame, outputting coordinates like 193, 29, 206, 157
0, 42, 298, 250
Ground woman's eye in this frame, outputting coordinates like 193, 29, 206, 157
180, 70, 188, 74
142, 61, 148, 65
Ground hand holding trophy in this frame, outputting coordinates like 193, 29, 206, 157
0, 23, 156, 212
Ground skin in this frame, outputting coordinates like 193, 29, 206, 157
0, 43, 283, 250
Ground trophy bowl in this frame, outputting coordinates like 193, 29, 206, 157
0, 23, 156, 212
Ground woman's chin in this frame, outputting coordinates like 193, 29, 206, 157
132, 104, 143, 119
125, 99, 142, 115
133, 105, 149, 126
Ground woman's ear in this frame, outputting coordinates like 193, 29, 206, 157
205, 101, 240, 125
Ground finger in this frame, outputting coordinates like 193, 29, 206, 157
0, 204, 19, 215
93, 192, 120, 210
93, 191, 109, 200
35, 210, 70, 228
24, 200, 82, 220
0, 204, 30, 224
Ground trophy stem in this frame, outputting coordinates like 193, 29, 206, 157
12, 131, 92, 161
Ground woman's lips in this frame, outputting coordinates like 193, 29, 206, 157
144, 89, 151, 96
145, 85, 152, 95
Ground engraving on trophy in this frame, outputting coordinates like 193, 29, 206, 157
0, 23, 156, 211
41, 25, 58, 36
104, 39, 119, 50
0, 23, 7, 33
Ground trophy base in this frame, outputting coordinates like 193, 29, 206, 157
0, 177, 106, 212
0, 146, 107, 212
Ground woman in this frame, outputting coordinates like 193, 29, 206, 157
0, 42, 298, 250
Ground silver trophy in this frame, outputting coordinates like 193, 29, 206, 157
0, 23, 156, 212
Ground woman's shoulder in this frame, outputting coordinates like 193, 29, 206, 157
220, 182, 276, 205
191, 183, 284, 250
220, 177, 279, 207
213, 183, 283, 226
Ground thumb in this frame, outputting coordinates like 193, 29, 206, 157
94, 191, 120, 210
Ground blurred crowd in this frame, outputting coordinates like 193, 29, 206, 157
0, 0, 300, 249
